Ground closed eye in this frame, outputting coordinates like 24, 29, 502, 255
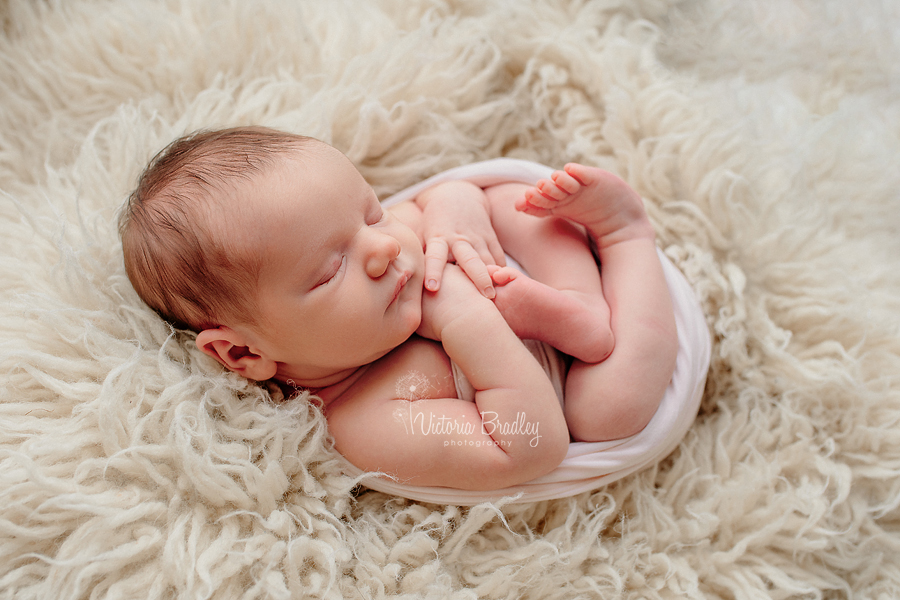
314, 255, 345, 289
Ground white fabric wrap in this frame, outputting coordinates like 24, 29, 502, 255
342, 158, 711, 505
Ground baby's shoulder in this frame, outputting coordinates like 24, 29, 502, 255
325, 336, 457, 414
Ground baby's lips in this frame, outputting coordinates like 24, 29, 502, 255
395, 272, 412, 302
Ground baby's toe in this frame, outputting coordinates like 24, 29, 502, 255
537, 179, 570, 201
489, 265, 519, 286
564, 163, 602, 187
551, 169, 582, 194
523, 187, 555, 208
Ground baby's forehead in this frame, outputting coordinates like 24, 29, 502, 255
210, 140, 368, 243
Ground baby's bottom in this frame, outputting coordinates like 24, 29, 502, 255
483, 177, 677, 442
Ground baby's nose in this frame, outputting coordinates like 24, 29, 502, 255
365, 233, 401, 278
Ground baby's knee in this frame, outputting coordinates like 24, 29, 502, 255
564, 377, 663, 442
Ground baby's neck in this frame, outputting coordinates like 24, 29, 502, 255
280, 364, 369, 405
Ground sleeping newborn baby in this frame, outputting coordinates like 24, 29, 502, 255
120, 127, 678, 491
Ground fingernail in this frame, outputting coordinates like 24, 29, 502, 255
426, 279, 438, 291
484, 286, 495, 299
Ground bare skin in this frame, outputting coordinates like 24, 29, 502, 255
489, 163, 679, 442
194, 142, 677, 487
195, 146, 573, 490
486, 264, 614, 363
404, 162, 677, 443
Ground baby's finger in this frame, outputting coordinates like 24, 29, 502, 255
452, 241, 495, 299
488, 238, 507, 268
472, 240, 500, 270
424, 238, 450, 291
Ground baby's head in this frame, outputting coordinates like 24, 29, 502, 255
120, 127, 312, 332
121, 127, 424, 385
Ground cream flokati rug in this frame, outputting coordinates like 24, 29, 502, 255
2, 0, 899, 597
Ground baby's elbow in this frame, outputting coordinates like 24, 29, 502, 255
527, 398, 570, 477
509, 422, 569, 485
543, 429, 570, 471
480, 429, 568, 490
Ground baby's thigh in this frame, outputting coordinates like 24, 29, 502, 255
484, 182, 597, 289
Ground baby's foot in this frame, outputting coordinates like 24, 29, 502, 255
488, 265, 614, 364
516, 164, 655, 249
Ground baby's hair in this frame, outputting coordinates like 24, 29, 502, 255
119, 126, 315, 332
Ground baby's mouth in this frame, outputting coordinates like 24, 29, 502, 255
389, 271, 411, 306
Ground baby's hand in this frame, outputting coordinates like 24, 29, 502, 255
417, 181, 506, 299
416, 264, 496, 341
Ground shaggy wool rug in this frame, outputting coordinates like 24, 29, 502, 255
2, 0, 899, 598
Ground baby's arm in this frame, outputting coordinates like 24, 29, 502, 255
390, 181, 506, 298
326, 266, 570, 490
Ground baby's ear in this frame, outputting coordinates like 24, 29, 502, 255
195, 327, 278, 381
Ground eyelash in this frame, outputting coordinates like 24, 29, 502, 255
316, 255, 345, 288
314, 208, 382, 289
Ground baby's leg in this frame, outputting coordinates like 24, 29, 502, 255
519, 164, 679, 442
483, 183, 614, 364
